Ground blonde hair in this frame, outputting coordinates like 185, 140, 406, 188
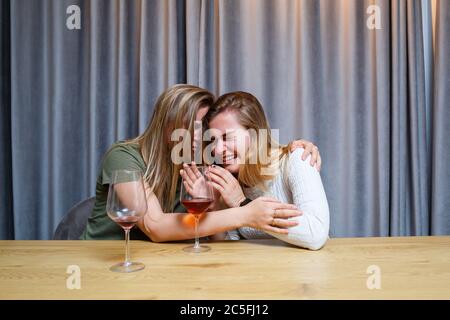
206, 91, 289, 189
127, 84, 214, 212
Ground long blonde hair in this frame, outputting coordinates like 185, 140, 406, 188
206, 91, 289, 189
128, 84, 214, 212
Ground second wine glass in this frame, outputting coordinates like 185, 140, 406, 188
106, 170, 147, 272
180, 165, 213, 253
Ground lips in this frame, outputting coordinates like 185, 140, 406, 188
222, 153, 237, 164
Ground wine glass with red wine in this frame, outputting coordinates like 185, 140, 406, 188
106, 170, 147, 272
180, 165, 214, 253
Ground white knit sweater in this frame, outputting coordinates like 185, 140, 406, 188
228, 148, 330, 250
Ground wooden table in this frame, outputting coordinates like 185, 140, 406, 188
1, 237, 449, 299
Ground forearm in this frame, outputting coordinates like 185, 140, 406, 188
138, 207, 245, 242
210, 232, 228, 241
267, 213, 329, 250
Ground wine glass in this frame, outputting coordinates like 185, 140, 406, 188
180, 165, 214, 253
106, 170, 147, 272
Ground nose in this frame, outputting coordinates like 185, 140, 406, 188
215, 138, 225, 154
193, 121, 202, 142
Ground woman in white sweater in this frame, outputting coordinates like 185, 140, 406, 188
236, 147, 329, 250
182, 91, 329, 250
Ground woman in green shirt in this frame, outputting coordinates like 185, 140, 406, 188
81, 84, 320, 241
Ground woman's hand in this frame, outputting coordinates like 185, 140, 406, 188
208, 165, 246, 208
180, 163, 210, 198
241, 197, 302, 234
180, 163, 223, 210
289, 139, 322, 171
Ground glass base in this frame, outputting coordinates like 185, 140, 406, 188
183, 245, 211, 253
110, 261, 145, 273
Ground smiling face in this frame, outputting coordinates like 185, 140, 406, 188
208, 110, 251, 174
205, 91, 284, 188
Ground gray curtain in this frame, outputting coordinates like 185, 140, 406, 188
1, 0, 449, 239
431, 0, 450, 235
1, 0, 13, 239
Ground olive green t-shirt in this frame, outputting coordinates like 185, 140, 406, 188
80, 142, 185, 240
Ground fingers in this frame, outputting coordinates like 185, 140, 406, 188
209, 170, 228, 187
256, 197, 281, 203
290, 139, 321, 168
269, 202, 299, 211
272, 218, 299, 228
316, 153, 322, 171
290, 139, 305, 152
182, 180, 194, 195
302, 142, 314, 161
254, 197, 303, 212
211, 181, 225, 193
273, 209, 303, 219
271, 208, 302, 218
310, 145, 319, 166
180, 169, 194, 188
263, 226, 289, 235
190, 162, 201, 178
298, 143, 321, 168
216, 165, 235, 181
182, 163, 197, 182
209, 166, 233, 184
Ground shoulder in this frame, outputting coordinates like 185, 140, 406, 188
105, 142, 141, 160
282, 148, 319, 179
284, 148, 309, 169
107, 141, 140, 155
288, 147, 304, 161
102, 142, 145, 172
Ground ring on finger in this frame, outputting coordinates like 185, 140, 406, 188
271, 217, 276, 226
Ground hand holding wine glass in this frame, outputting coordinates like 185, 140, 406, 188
106, 170, 148, 272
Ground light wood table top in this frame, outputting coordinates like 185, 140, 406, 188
1, 236, 449, 299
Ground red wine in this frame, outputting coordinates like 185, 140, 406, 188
181, 198, 213, 216
112, 215, 141, 229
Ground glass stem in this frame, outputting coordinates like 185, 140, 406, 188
194, 216, 200, 249
124, 228, 131, 266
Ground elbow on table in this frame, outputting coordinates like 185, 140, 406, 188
288, 226, 329, 250
143, 229, 163, 243
285, 220, 329, 250
305, 233, 328, 250
148, 233, 164, 243
297, 210, 330, 250
142, 220, 166, 243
